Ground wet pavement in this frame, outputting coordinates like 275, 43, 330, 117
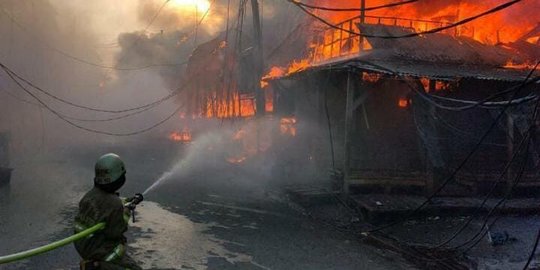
0, 141, 415, 270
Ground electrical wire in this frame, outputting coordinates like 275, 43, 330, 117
431, 85, 540, 256
428, 127, 532, 249
453, 93, 540, 251
456, 135, 532, 252
420, 88, 539, 111
0, 72, 173, 122
0, 1, 227, 135
363, 61, 539, 234
430, 92, 538, 107
353, 60, 540, 111
289, 0, 522, 39
294, 0, 419, 12
523, 228, 540, 269
143, 0, 170, 32
0, 84, 41, 106
407, 80, 539, 111
0, 62, 181, 113
61, 102, 165, 122
3, 68, 184, 136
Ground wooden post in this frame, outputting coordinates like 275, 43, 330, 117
507, 109, 514, 192
359, 0, 365, 53
360, 0, 366, 23
250, 0, 264, 153
343, 70, 355, 195
250, 0, 264, 116
428, 79, 437, 193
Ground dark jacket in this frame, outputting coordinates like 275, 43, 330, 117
74, 187, 128, 261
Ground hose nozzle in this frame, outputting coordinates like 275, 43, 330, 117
125, 193, 144, 223
125, 193, 144, 210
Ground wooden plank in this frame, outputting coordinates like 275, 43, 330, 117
343, 70, 355, 195
349, 178, 425, 187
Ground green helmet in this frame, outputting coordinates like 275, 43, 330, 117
94, 153, 126, 185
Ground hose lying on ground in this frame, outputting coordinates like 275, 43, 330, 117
0, 222, 105, 264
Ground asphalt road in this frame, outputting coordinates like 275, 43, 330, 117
0, 140, 415, 270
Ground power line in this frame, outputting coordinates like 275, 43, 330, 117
411, 64, 540, 255
408, 79, 539, 111
422, 63, 539, 248
0, 84, 41, 106
427, 124, 532, 249
359, 64, 540, 264
523, 228, 540, 269
144, 0, 171, 32
455, 133, 533, 252
450, 95, 540, 252
0, 62, 181, 113
1, 73, 172, 122
92, 0, 171, 48
0, 1, 219, 122
62, 102, 166, 122
364, 61, 539, 234
289, 0, 522, 39
3, 67, 184, 136
359, 60, 540, 111
294, 0, 419, 12
427, 90, 539, 110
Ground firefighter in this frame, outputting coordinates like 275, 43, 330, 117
74, 153, 142, 270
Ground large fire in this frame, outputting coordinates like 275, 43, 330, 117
204, 92, 256, 118
263, 0, 539, 79
309, 0, 538, 45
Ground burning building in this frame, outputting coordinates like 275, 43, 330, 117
263, 0, 540, 195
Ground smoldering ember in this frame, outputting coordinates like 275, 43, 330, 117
0, 1, 540, 270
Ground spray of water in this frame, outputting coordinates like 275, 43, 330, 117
142, 171, 173, 196
142, 132, 225, 196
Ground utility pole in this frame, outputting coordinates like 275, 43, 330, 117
251, 0, 265, 117
250, 0, 264, 154
359, 0, 366, 52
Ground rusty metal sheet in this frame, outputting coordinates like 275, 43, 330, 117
289, 57, 539, 82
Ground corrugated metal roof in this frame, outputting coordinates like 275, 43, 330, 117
339, 58, 536, 81
285, 57, 538, 82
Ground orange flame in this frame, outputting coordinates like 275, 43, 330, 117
205, 92, 256, 118
268, 1, 539, 79
398, 98, 409, 108
280, 117, 297, 137
504, 60, 537, 70
169, 129, 192, 143
362, 72, 381, 83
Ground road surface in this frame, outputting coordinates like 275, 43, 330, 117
0, 140, 415, 270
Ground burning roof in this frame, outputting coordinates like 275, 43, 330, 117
261, 1, 540, 84
357, 24, 525, 66
266, 21, 539, 84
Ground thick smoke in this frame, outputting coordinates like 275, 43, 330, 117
0, 0, 184, 164
119, 0, 307, 88
142, 116, 326, 198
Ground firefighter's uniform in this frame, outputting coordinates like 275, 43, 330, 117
74, 153, 142, 270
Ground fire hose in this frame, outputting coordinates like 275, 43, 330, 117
0, 193, 143, 265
